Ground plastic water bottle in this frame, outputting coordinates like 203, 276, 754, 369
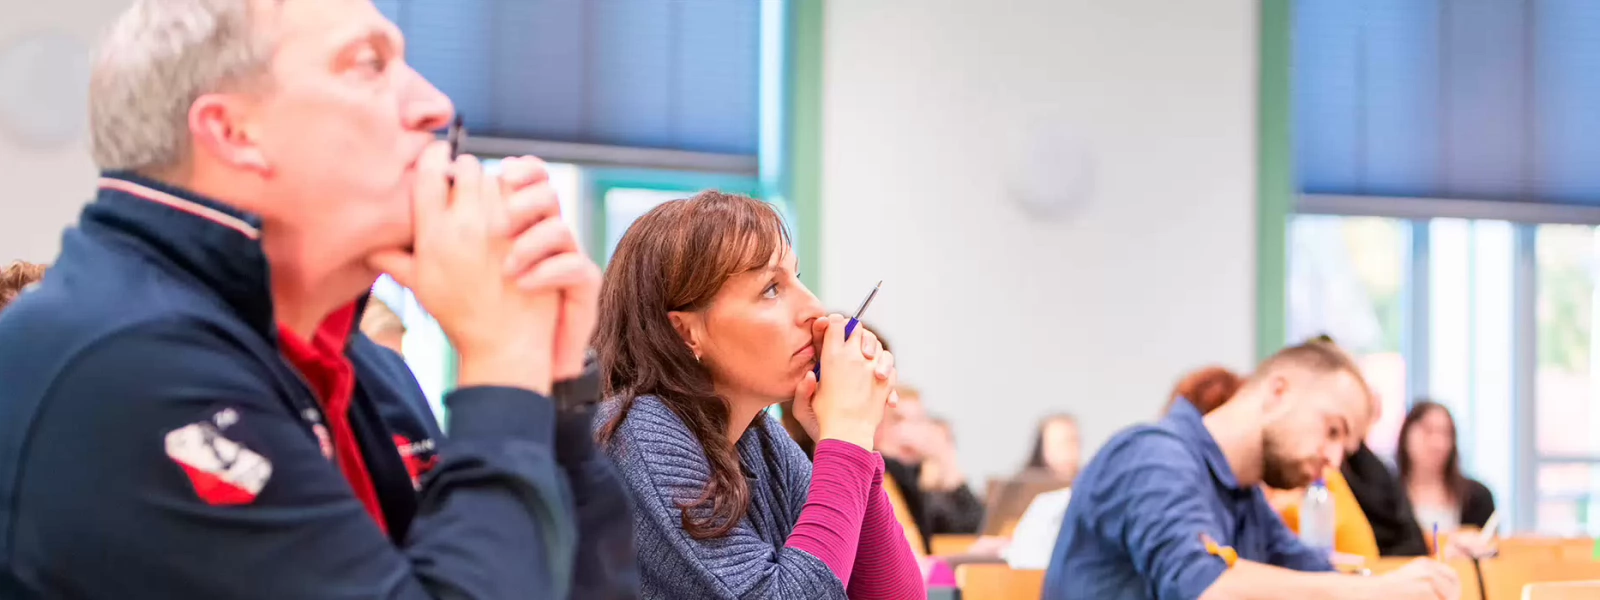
1299, 478, 1336, 556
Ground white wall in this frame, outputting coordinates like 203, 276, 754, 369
820, 0, 1260, 484
0, 0, 130, 263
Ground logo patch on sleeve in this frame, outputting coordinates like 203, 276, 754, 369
165, 416, 273, 506
393, 435, 438, 490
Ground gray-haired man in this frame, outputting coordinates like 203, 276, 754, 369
0, 1, 636, 597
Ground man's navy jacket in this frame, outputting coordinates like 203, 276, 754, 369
0, 174, 637, 598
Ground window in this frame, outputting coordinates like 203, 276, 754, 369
377, 0, 763, 156
586, 167, 767, 265
1286, 216, 1527, 527
593, 185, 791, 261
1535, 224, 1600, 535
1427, 219, 1515, 521
1288, 0, 1600, 535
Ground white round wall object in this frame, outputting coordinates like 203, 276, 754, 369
1001, 119, 1096, 221
0, 30, 92, 150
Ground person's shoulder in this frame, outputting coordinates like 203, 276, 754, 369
1099, 423, 1195, 465
753, 410, 811, 474
1073, 423, 1199, 491
596, 395, 714, 508
0, 298, 260, 405
597, 395, 677, 436
0, 249, 252, 361
597, 395, 704, 461
1462, 478, 1495, 504
1, 251, 274, 404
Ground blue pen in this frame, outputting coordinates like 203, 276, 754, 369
813, 281, 882, 381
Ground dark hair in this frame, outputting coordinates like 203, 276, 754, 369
0, 261, 47, 314
593, 190, 790, 540
1165, 366, 1243, 415
1396, 400, 1469, 504
1025, 413, 1078, 469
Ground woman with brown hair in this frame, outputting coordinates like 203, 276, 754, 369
1397, 401, 1494, 539
593, 191, 923, 599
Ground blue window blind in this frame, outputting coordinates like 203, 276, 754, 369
375, 0, 761, 156
1295, 0, 1600, 205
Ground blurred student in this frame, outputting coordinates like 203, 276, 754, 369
1019, 413, 1082, 484
0, 261, 46, 315
1166, 366, 1379, 561
1398, 402, 1495, 542
593, 191, 923, 599
1045, 342, 1459, 600
358, 298, 406, 356
876, 388, 984, 552
0, 1, 633, 597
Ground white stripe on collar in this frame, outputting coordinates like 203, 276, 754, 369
98, 177, 261, 240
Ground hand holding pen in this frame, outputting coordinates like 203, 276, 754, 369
802, 314, 897, 452
789, 282, 897, 452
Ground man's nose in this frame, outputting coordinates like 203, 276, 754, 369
401, 64, 455, 133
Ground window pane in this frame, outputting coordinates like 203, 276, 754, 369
1536, 224, 1600, 458
1429, 219, 1516, 521
1287, 215, 1409, 455
1537, 462, 1600, 536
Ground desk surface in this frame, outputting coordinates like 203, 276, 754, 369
954, 564, 1045, 600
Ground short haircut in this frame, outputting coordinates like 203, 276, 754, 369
0, 261, 48, 313
90, 0, 279, 172
1254, 339, 1373, 402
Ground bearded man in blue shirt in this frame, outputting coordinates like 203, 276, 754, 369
1045, 341, 1460, 600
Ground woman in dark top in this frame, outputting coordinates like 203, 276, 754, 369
593, 191, 923, 599
1397, 401, 1495, 540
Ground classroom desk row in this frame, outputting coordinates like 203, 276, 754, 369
935, 535, 1600, 600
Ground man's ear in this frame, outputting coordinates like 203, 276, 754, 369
190, 92, 269, 173
1260, 375, 1293, 419
667, 311, 703, 360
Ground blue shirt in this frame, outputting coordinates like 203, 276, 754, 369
1043, 399, 1332, 600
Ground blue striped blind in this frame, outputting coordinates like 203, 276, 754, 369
1295, 0, 1600, 205
376, 0, 762, 156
